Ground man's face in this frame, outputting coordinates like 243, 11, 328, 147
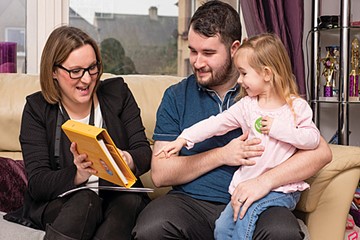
188, 27, 233, 89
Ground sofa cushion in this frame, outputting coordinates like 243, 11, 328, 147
0, 157, 27, 212
0, 74, 41, 152
123, 75, 182, 142
0, 212, 44, 240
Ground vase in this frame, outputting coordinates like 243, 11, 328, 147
0, 42, 17, 73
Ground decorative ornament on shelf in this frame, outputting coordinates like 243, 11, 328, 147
349, 37, 359, 100
321, 46, 339, 97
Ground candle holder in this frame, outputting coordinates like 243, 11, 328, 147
0, 42, 17, 73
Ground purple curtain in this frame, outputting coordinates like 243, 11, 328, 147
240, 0, 306, 97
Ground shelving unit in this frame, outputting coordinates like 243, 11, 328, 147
310, 0, 360, 145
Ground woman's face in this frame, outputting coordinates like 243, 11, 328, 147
53, 44, 98, 108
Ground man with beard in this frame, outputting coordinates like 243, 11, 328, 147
132, 1, 331, 239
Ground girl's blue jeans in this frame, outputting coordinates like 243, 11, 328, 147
214, 191, 301, 240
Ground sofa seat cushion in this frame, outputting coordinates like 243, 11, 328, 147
0, 157, 27, 212
0, 212, 44, 240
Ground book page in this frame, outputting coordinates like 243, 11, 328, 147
98, 138, 128, 185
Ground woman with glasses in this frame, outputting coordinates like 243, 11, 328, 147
12, 26, 151, 240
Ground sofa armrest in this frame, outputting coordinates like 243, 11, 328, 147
296, 144, 360, 239
297, 144, 360, 212
140, 170, 171, 200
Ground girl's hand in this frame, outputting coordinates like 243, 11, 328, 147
155, 137, 187, 158
70, 142, 96, 185
260, 116, 273, 135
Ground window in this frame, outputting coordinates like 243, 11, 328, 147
69, 0, 179, 76
20, 0, 243, 74
5, 27, 25, 56
94, 12, 114, 19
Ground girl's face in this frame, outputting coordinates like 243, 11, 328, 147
53, 44, 98, 107
235, 48, 268, 97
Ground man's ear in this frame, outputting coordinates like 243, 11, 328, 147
230, 40, 241, 57
263, 67, 273, 82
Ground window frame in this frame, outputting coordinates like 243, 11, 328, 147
26, 0, 69, 73
5, 27, 26, 57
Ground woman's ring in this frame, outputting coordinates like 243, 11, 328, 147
238, 199, 244, 204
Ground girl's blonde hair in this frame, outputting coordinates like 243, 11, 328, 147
40, 26, 103, 104
235, 33, 299, 119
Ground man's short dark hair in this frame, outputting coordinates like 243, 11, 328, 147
189, 1, 242, 47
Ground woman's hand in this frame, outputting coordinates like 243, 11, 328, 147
70, 142, 96, 185
117, 148, 135, 171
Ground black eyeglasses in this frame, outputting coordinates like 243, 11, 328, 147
55, 62, 100, 79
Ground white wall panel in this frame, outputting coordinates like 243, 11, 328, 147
26, 0, 69, 73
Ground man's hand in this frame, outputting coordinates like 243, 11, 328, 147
151, 132, 264, 187
231, 176, 272, 221
220, 131, 264, 167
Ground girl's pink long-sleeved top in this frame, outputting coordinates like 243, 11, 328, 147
180, 96, 320, 195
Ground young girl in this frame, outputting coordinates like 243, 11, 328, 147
156, 33, 320, 240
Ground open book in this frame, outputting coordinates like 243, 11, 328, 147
62, 120, 137, 188
58, 186, 154, 198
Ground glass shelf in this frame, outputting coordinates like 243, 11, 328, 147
311, 98, 360, 104
310, 0, 357, 145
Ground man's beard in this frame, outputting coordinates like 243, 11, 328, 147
194, 55, 237, 89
